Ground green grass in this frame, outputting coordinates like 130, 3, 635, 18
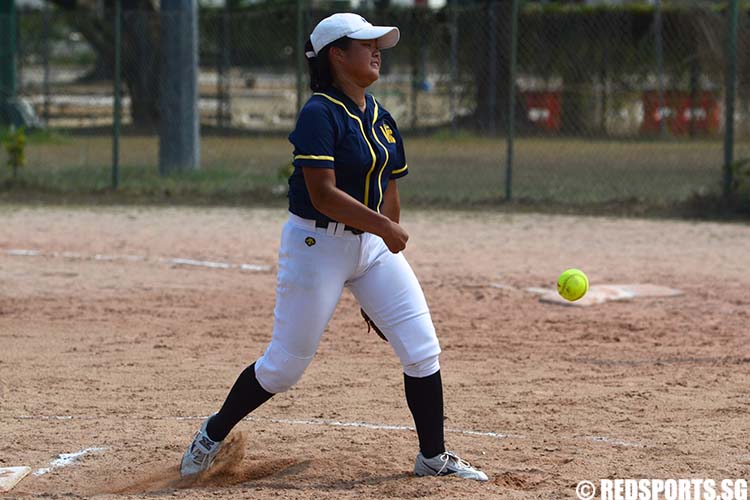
401, 136, 726, 208
0, 127, 70, 145
1, 133, 745, 217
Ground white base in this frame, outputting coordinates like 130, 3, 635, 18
0, 466, 31, 492
527, 284, 683, 307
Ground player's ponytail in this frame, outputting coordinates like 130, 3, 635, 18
305, 40, 326, 92
306, 37, 352, 92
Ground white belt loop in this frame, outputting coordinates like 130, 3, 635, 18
334, 222, 346, 237
326, 222, 336, 236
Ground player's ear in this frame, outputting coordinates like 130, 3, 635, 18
329, 46, 346, 63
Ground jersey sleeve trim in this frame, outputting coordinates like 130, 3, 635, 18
390, 164, 407, 175
390, 164, 408, 178
293, 157, 334, 168
294, 154, 334, 161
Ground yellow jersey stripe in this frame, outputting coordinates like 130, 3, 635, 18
312, 92, 377, 207
294, 154, 334, 161
391, 164, 408, 175
370, 97, 390, 213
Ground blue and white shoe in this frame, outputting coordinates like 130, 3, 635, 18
180, 415, 223, 477
414, 451, 489, 481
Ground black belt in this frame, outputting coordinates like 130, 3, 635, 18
315, 220, 363, 235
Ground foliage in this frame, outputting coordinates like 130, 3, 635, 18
17, 10, 97, 66
194, 3, 743, 80
2, 127, 27, 180
277, 162, 294, 181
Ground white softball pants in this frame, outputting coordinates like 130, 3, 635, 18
254, 213, 442, 394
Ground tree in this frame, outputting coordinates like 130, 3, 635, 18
46, 0, 161, 130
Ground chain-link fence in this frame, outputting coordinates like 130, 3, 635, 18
510, 0, 749, 206
3, 1, 749, 211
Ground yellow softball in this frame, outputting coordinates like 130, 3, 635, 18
557, 268, 589, 301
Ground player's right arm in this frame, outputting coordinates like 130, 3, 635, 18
380, 179, 400, 224
302, 167, 408, 253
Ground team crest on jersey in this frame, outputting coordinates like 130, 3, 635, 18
305, 236, 316, 247
380, 124, 397, 144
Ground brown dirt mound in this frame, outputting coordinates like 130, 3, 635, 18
99, 432, 289, 495
3, 207, 750, 499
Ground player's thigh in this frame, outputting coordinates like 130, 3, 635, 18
256, 224, 355, 393
347, 242, 440, 366
270, 222, 354, 357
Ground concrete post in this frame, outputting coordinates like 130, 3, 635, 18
159, 0, 200, 174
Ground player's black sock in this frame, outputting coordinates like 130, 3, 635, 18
205, 362, 274, 442
404, 370, 445, 459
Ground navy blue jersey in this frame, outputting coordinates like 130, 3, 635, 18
288, 87, 408, 222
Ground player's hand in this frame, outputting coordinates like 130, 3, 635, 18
383, 220, 408, 253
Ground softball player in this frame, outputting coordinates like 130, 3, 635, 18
180, 13, 487, 482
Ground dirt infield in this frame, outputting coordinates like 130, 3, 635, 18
1, 206, 749, 499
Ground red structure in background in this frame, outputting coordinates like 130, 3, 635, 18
523, 91, 561, 132
641, 91, 720, 135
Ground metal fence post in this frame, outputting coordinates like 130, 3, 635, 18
223, 7, 232, 127
488, 1, 498, 135
723, 0, 739, 199
410, 8, 419, 130
216, 8, 230, 129
16, 5, 22, 96
449, 1, 458, 134
654, 0, 667, 137
689, 56, 699, 138
506, 0, 519, 201
42, 5, 51, 125
296, 0, 304, 114
113, 0, 122, 190
0, 0, 17, 105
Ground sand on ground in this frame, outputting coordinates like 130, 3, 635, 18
1, 206, 749, 499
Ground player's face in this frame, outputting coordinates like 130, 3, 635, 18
338, 39, 381, 87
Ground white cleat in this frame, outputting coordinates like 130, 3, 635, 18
414, 451, 489, 481
180, 416, 223, 477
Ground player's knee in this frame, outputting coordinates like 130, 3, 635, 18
403, 354, 440, 378
254, 343, 312, 394
255, 358, 307, 394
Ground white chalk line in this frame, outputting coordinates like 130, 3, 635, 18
245, 416, 527, 440
3, 248, 272, 273
13, 414, 644, 448
33, 447, 107, 476
581, 435, 642, 447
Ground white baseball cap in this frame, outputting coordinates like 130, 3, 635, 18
308, 13, 400, 58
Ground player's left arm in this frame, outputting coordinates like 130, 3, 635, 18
380, 179, 400, 224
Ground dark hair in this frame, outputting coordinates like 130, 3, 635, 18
306, 37, 353, 92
